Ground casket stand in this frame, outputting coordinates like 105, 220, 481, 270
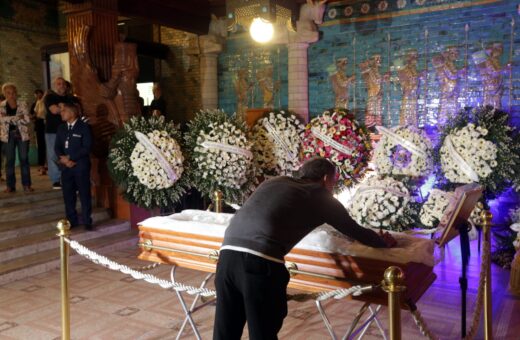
137, 183, 482, 339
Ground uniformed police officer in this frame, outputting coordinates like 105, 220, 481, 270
55, 103, 93, 230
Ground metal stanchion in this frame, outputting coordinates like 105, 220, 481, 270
213, 190, 223, 213
481, 210, 493, 340
382, 266, 406, 340
57, 220, 71, 340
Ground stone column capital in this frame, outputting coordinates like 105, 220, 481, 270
199, 35, 225, 55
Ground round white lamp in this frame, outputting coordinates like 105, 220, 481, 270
249, 17, 274, 43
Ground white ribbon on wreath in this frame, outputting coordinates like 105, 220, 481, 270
311, 127, 353, 155
376, 126, 427, 158
355, 185, 410, 198
134, 131, 178, 183
200, 141, 253, 159
262, 119, 297, 161
444, 135, 479, 182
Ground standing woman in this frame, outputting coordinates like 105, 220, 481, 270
0, 83, 32, 192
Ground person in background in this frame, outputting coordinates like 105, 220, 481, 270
149, 83, 166, 117
0, 94, 4, 182
44, 77, 79, 189
31, 89, 47, 175
0, 83, 33, 193
55, 103, 93, 230
213, 157, 395, 340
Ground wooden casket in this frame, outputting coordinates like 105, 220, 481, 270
138, 184, 482, 308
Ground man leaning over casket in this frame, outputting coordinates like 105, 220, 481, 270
213, 157, 396, 340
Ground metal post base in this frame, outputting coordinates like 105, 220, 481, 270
315, 299, 387, 340
170, 265, 216, 340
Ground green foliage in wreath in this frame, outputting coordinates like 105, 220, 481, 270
108, 116, 189, 209
184, 109, 257, 204
434, 106, 520, 200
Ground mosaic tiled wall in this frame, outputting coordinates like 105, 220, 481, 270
0, 0, 61, 102
218, 36, 288, 115
219, 0, 520, 127
310, 0, 520, 127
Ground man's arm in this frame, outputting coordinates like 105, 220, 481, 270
323, 197, 387, 248
54, 128, 65, 157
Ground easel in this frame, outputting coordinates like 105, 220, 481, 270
435, 183, 483, 338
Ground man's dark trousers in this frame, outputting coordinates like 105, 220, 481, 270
61, 165, 91, 227
213, 250, 290, 340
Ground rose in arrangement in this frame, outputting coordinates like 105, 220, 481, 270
435, 106, 520, 199
348, 176, 410, 231
108, 116, 188, 209
301, 109, 372, 191
374, 125, 433, 178
250, 111, 305, 177
185, 109, 256, 204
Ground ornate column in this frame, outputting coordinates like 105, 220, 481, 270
199, 35, 224, 110
62, 0, 119, 83
288, 42, 310, 121
62, 1, 144, 225
286, 1, 325, 122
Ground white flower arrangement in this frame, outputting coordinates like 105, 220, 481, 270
250, 111, 304, 177
130, 130, 184, 190
439, 123, 497, 184
419, 189, 452, 228
348, 176, 410, 231
108, 116, 188, 209
510, 208, 520, 250
185, 109, 256, 204
374, 125, 433, 178
194, 121, 252, 189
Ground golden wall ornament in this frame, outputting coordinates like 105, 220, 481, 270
360, 54, 389, 128
256, 65, 280, 108
474, 42, 511, 109
396, 49, 424, 126
432, 46, 466, 125
234, 68, 252, 116
330, 57, 355, 109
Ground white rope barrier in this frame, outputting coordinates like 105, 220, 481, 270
65, 238, 374, 303
65, 238, 217, 297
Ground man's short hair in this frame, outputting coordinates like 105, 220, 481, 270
297, 157, 336, 181
61, 102, 80, 116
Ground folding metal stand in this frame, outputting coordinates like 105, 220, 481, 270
169, 266, 216, 340
316, 300, 387, 340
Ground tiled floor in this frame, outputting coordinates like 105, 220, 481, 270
0, 239, 519, 339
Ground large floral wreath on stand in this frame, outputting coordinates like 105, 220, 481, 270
184, 109, 256, 204
301, 109, 372, 191
374, 125, 433, 179
250, 111, 305, 177
108, 116, 188, 209
348, 176, 411, 231
435, 106, 520, 200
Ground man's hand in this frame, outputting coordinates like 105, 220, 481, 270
65, 160, 76, 168
59, 155, 69, 165
380, 231, 398, 248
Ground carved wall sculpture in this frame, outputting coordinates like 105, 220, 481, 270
397, 50, 424, 126
360, 54, 388, 127
256, 65, 280, 108
432, 46, 466, 125
330, 57, 355, 109
475, 42, 510, 109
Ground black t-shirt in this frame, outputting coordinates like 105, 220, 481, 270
222, 177, 386, 260
44, 92, 79, 133
6, 103, 18, 132
149, 97, 166, 115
